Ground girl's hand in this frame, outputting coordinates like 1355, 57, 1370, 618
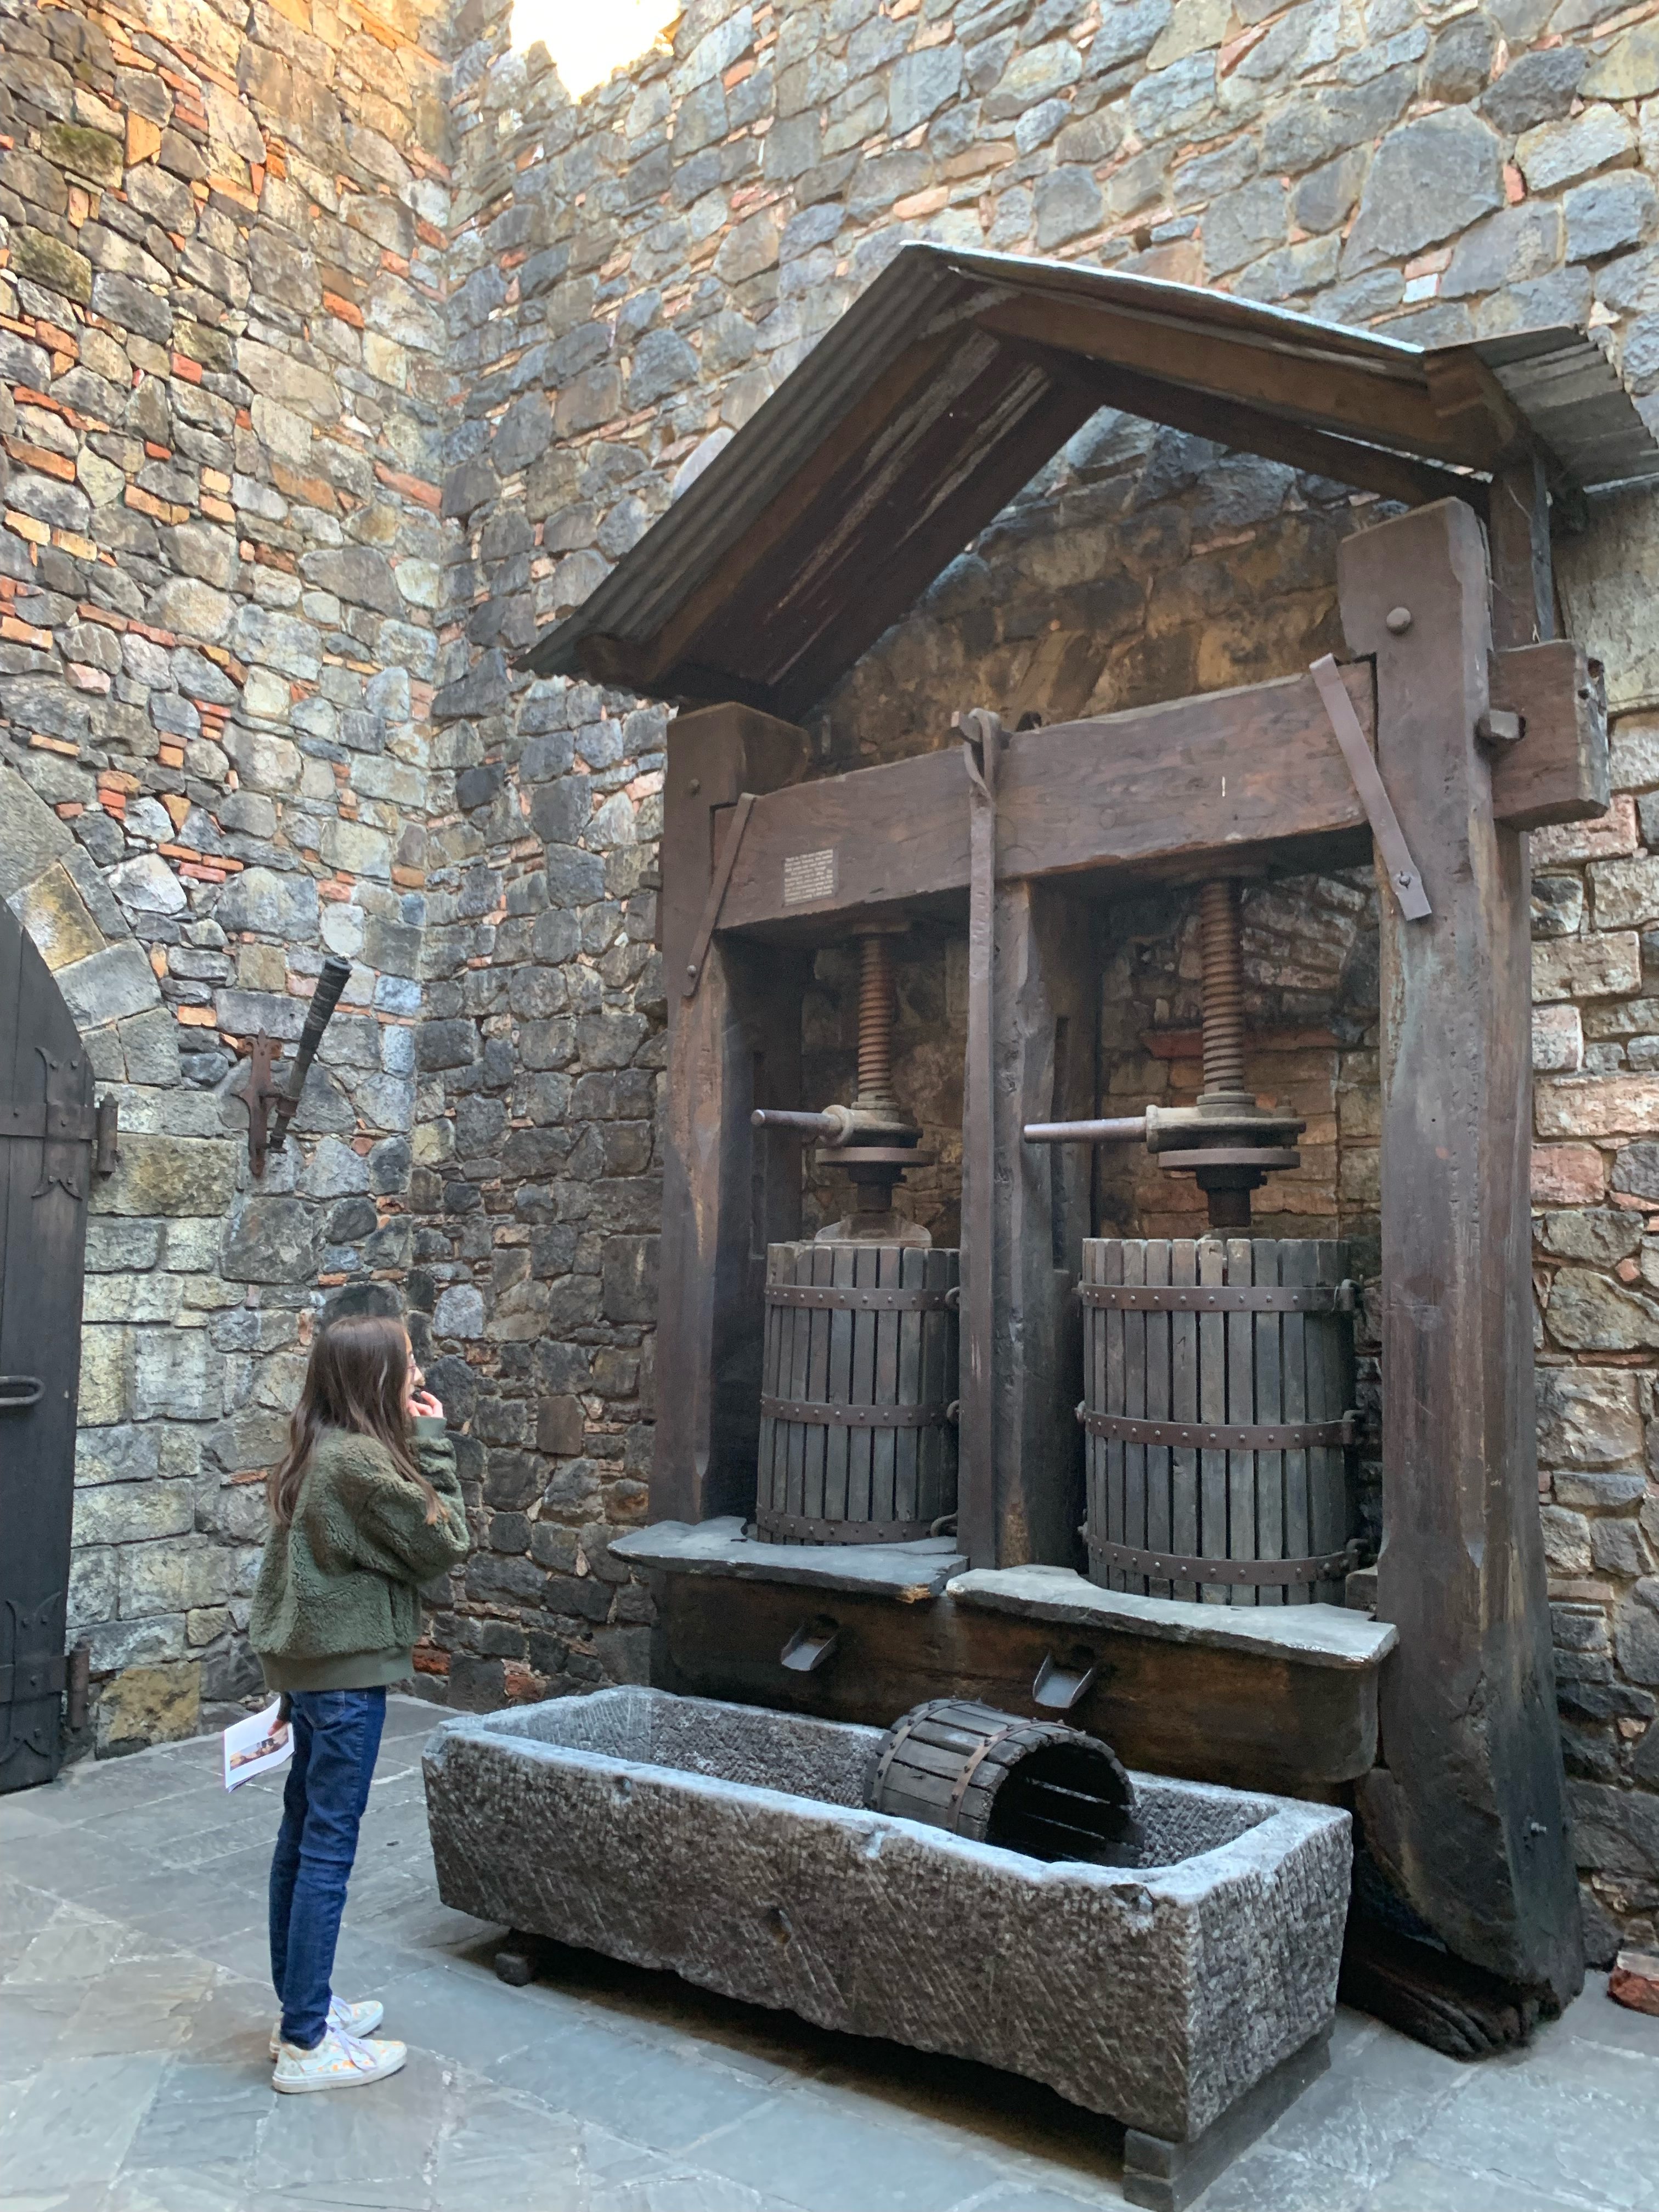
408, 1389, 444, 1423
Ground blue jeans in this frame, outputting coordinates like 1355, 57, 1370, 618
268, 1687, 386, 2049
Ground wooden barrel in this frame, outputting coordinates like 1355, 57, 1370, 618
755, 1241, 958, 1544
1080, 1236, 1357, 1606
865, 1698, 1139, 1865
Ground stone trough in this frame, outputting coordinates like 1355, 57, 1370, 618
424, 1689, 1351, 2211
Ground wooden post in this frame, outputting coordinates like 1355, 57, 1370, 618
656, 704, 813, 1525
1487, 454, 1555, 652
990, 881, 1097, 1567
1340, 500, 1582, 2007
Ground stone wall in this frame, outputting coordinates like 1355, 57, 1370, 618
0, 0, 454, 1751
426, 0, 1659, 1955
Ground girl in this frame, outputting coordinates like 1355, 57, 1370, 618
251, 1312, 470, 2094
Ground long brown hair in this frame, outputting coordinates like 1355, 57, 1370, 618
269, 1314, 440, 1528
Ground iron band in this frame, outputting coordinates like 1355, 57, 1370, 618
1088, 1539, 1355, 1587
764, 1284, 954, 1312
757, 1509, 939, 1544
1077, 1406, 1356, 1450
1078, 1281, 1356, 1313
761, 1396, 957, 1429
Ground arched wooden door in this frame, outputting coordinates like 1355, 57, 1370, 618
1, 899, 95, 1791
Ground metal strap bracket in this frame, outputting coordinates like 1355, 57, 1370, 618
1079, 1280, 1357, 1314
1090, 1538, 1355, 1587
681, 791, 755, 1000
761, 1396, 955, 1429
1311, 655, 1432, 921
765, 1284, 954, 1313
1077, 1404, 1357, 1451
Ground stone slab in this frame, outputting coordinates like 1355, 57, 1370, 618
424, 1688, 1352, 2146
611, 1516, 966, 1598
946, 1566, 1399, 1672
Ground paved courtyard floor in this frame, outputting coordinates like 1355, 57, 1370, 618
0, 1694, 1654, 2212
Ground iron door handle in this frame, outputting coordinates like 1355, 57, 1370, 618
0, 1377, 43, 1410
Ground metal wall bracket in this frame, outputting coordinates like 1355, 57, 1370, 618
1311, 654, 1432, 920
245, 957, 352, 1177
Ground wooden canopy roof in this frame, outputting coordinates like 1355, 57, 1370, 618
522, 242, 1659, 723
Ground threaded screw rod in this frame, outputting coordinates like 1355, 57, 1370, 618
855, 930, 898, 1110
1198, 879, 1246, 1098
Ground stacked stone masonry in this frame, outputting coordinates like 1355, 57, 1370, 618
1, 0, 1656, 1953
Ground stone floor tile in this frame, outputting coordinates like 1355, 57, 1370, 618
687, 2084, 1015, 2212
428, 2081, 665, 2212
1190, 2143, 1372, 2212
1558, 1974, 1659, 2065
248, 2044, 454, 2208
489, 2010, 781, 2157
1361, 2151, 1607, 2211
592, 2168, 810, 2212
953, 2182, 1126, 2212
52, 1953, 218, 2058
119, 2050, 275, 2172
6, 1902, 136, 1986
352, 1956, 548, 2072
0, 1983, 81, 2079
0, 2052, 168, 2195
1409, 2044, 1659, 2211
1250, 2019, 1467, 2186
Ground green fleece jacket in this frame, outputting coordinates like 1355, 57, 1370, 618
251, 1417, 470, 1692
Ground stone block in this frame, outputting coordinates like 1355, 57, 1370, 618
77, 1328, 131, 1426
1537, 1077, 1659, 1139
1342, 111, 1503, 274
887, 43, 961, 136
96, 1661, 200, 1750
601, 1234, 658, 1323
95, 1135, 237, 1220
11, 861, 106, 972
1533, 933, 1641, 1002
1565, 174, 1658, 267
1547, 1270, 1659, 1351
1537, 1367, 1645, 1469
133, 1331, 224, 1423
121, 1537, 235, 1617
1533, 1005, 1584, 1074
72, 1480, 194, 1548
58, 941, 161, 1031
427, 1691, 1349, 2146
1571, 1773, 1659, 1874
1517, 106, 1635, 197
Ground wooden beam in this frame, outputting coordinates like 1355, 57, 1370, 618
655, 704, 815, 1525
715, 663, 1376, 936
1032, 344, 1488, 516
1489, 640, 1609, 830
1340, 499, 1583, 2008
990, 882, 1097, 1567
648, 1575, 1382, 1796
1486, 453, 1556, 652
974, 294, 1481, 467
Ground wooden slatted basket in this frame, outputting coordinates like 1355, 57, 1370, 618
755, 1240, 958, 1545
865, 1697, 1141, 1865
1080, 1236, 1358, 1606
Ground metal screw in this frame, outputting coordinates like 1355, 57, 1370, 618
1385, 606, 1413, 635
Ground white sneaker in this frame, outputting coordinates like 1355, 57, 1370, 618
269, 1994, 384, 2057
272, 2024, 407, 2094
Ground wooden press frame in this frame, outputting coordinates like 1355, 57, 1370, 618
653, 494, 1604, 2005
